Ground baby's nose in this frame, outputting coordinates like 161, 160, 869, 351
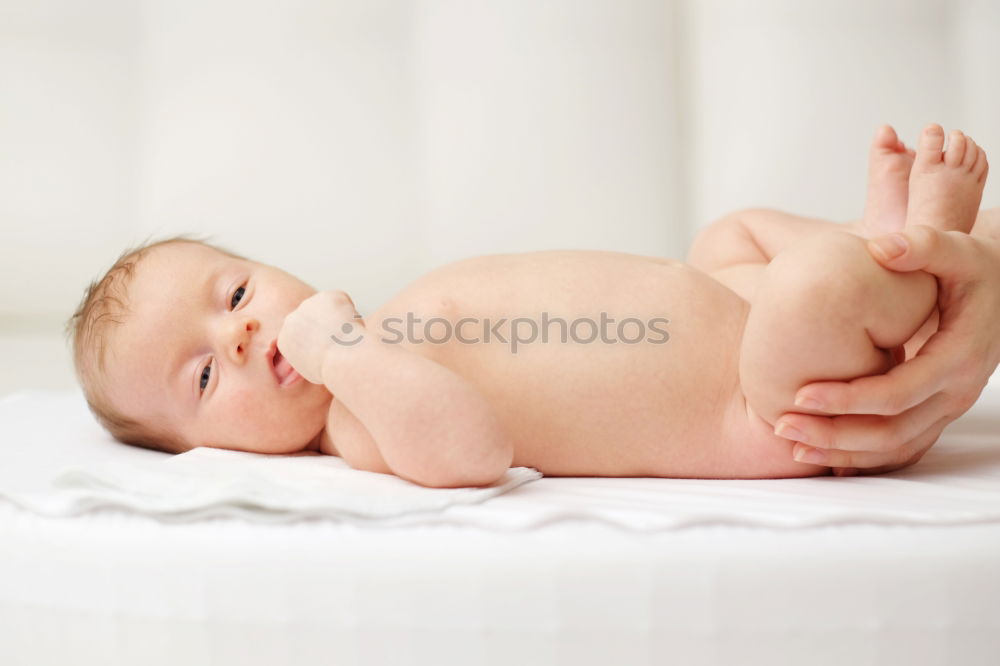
229, 317, 260, 357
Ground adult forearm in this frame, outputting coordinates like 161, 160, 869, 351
320, 330, 513, 488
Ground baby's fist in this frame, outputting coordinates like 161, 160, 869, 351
276, 290, 365, 384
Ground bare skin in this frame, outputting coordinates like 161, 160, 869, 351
862, 124, 915, 234
795, 214, 1000, 476
105, 124, 989, 487
771, 125, 990, 475
301, 126, 988, 484
906, 125, 989, 233
854, 124, 989, 362
862, 123, 988, 236
356, 250, 773, 479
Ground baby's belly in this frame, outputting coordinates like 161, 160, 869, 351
494, 267, 835, 479
370, 250, 828, 479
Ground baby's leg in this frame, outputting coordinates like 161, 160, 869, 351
739, 230, 937, 429
881, 125, 990, 356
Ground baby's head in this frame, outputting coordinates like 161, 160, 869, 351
66, 235, 333, 455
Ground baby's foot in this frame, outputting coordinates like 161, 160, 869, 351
861, 124, 914, 237
906, 124, 989, 233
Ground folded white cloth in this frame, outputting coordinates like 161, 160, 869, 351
0, 389, 540, 523
48, 447, 542, 522
1, 381, 1000, 529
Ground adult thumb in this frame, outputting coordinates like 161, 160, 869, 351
866, 225, 977, 278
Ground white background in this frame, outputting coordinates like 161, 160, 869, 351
2, 0, 998, 394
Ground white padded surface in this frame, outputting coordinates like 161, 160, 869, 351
2, 503, 999, 665
0, 380, 999, 665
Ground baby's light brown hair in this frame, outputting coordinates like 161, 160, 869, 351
65, 233, 249, 455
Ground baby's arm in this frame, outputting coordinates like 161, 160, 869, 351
320, 326, 514, 489
687, 209, 866, 302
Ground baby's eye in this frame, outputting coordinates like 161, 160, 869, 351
199, 362, 211, 393
230, 284, 246, 309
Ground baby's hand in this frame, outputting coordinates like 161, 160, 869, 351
277, 290, 365, 384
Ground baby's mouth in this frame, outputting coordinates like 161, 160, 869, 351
271, 349, 301, 386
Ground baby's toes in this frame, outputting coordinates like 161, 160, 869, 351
962, 137, 979, 170
944, 129, 967, 167
974, 146, 989, 183
872, 124, 900, 152
915, 123, 945, 167
895, 138, 914, 158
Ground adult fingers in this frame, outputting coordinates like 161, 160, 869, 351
775, 391, 952, 452
795, 228, 999, 416
793, 351, 946, 416
793, 416, 949, 472
866, 225, 982, 282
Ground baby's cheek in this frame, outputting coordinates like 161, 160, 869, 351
228, 387, 266, 421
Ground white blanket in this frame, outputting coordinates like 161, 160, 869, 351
0, 389, 540, 523
1, 381, 999, 529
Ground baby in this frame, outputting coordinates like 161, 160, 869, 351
66, 124, 991, 488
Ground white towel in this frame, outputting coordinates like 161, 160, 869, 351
0, 389, 540, 523
48, 448, 541, 522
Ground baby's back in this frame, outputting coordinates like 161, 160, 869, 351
365, 250, 803, 478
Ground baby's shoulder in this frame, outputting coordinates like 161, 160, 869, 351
369, 252, 520, 315
368, 249, 678, 322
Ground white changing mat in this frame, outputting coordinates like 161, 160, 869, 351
1, 382, 999, 529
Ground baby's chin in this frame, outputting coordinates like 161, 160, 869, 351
248, 424, 325, 454
204, 390, 331, 454
208, 437, 318, 456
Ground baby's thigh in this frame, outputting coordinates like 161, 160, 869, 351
632, 262, 828, 479
717, 388, 832, 478
738, 231, 896, 426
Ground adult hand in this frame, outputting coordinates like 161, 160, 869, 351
777, 225, 1000, 475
